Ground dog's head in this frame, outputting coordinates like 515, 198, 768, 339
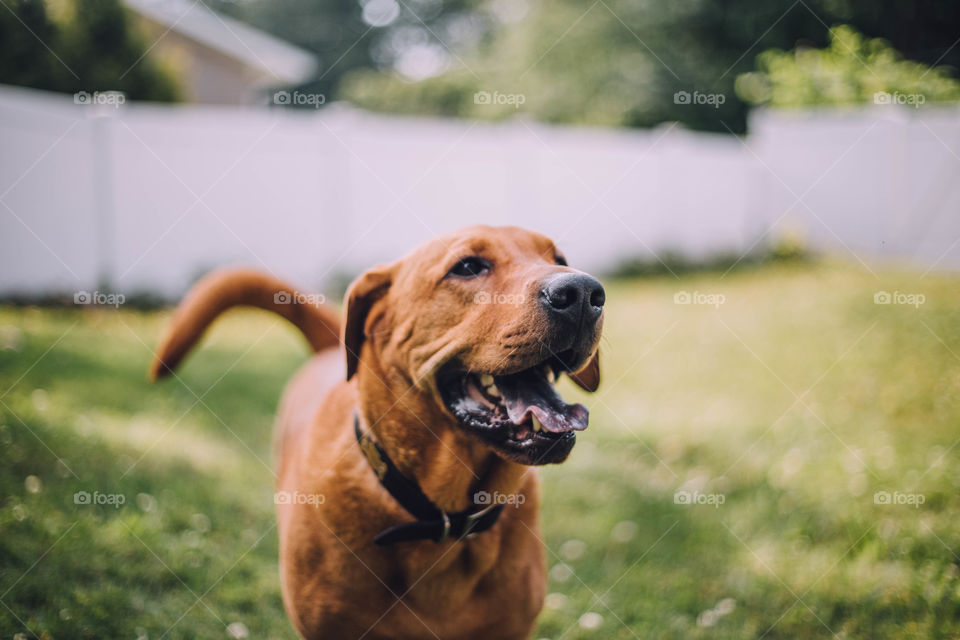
343, 225, 604, 465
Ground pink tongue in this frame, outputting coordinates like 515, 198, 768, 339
505, 402, 589, 433
497, 371, 589, 433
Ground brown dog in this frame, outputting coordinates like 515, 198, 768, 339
150, 225, 605, 639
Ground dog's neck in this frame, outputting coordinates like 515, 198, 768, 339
357, 394, 529, 514
411, 433, 530, 513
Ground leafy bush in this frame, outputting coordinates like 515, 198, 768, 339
736, 25, 960, 108
608, 235, 811, 279
0, 0, 178, 101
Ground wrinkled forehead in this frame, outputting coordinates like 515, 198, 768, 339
401, 226, 559, 275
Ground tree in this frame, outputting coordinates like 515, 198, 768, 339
208, 0, 484, 106
0, 0, 69, 91
334, 0, 960, 132
0, 0, 178, 101
736, 25, 960, 108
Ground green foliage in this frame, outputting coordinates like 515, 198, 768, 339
340, 0, 737, 130
0, 0, 69, 92
608, 235, 811, 279
737, 25, 960, 108
4, 0, 960, 124
207, 0, 483, 106
0, 0, 178, 101
337, 1, 960, 132
2, 262, 960, 637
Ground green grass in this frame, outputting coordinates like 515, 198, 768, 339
1, 261, 959, 639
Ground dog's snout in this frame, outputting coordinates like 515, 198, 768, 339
541, 273, 605, 324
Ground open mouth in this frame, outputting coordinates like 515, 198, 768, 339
438, 352, 589, 465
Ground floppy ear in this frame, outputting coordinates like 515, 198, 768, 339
343, 265, 393, 380
568, 350, 600, 392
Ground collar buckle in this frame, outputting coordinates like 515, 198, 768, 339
436, 511, 452, 544
459, 503, 497, 540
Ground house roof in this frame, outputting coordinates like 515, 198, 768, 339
125, 0, 317, 84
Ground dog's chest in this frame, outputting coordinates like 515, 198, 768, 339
386, 541, 544, 638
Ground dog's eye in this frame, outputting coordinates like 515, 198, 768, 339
554, 255, 568, 266
448, 257, 490, 278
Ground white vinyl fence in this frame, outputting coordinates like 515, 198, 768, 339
1, 83, 958, 299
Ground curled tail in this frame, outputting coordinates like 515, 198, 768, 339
149, 268, 340, 380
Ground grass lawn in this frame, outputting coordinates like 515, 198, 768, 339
1, 260, 959, 639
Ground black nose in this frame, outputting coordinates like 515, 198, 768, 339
541, 273, 605, 325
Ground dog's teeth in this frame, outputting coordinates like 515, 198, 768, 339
480, 374, 495, 387
486, 384, 500, 397
531, 414, 542, 432
545, 368, 556, 384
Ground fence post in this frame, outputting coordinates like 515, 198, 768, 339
89, 93, 123, 292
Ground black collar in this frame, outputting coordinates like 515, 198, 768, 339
354, 413, 504, 546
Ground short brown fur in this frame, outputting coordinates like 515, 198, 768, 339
150, 226, 602, 639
